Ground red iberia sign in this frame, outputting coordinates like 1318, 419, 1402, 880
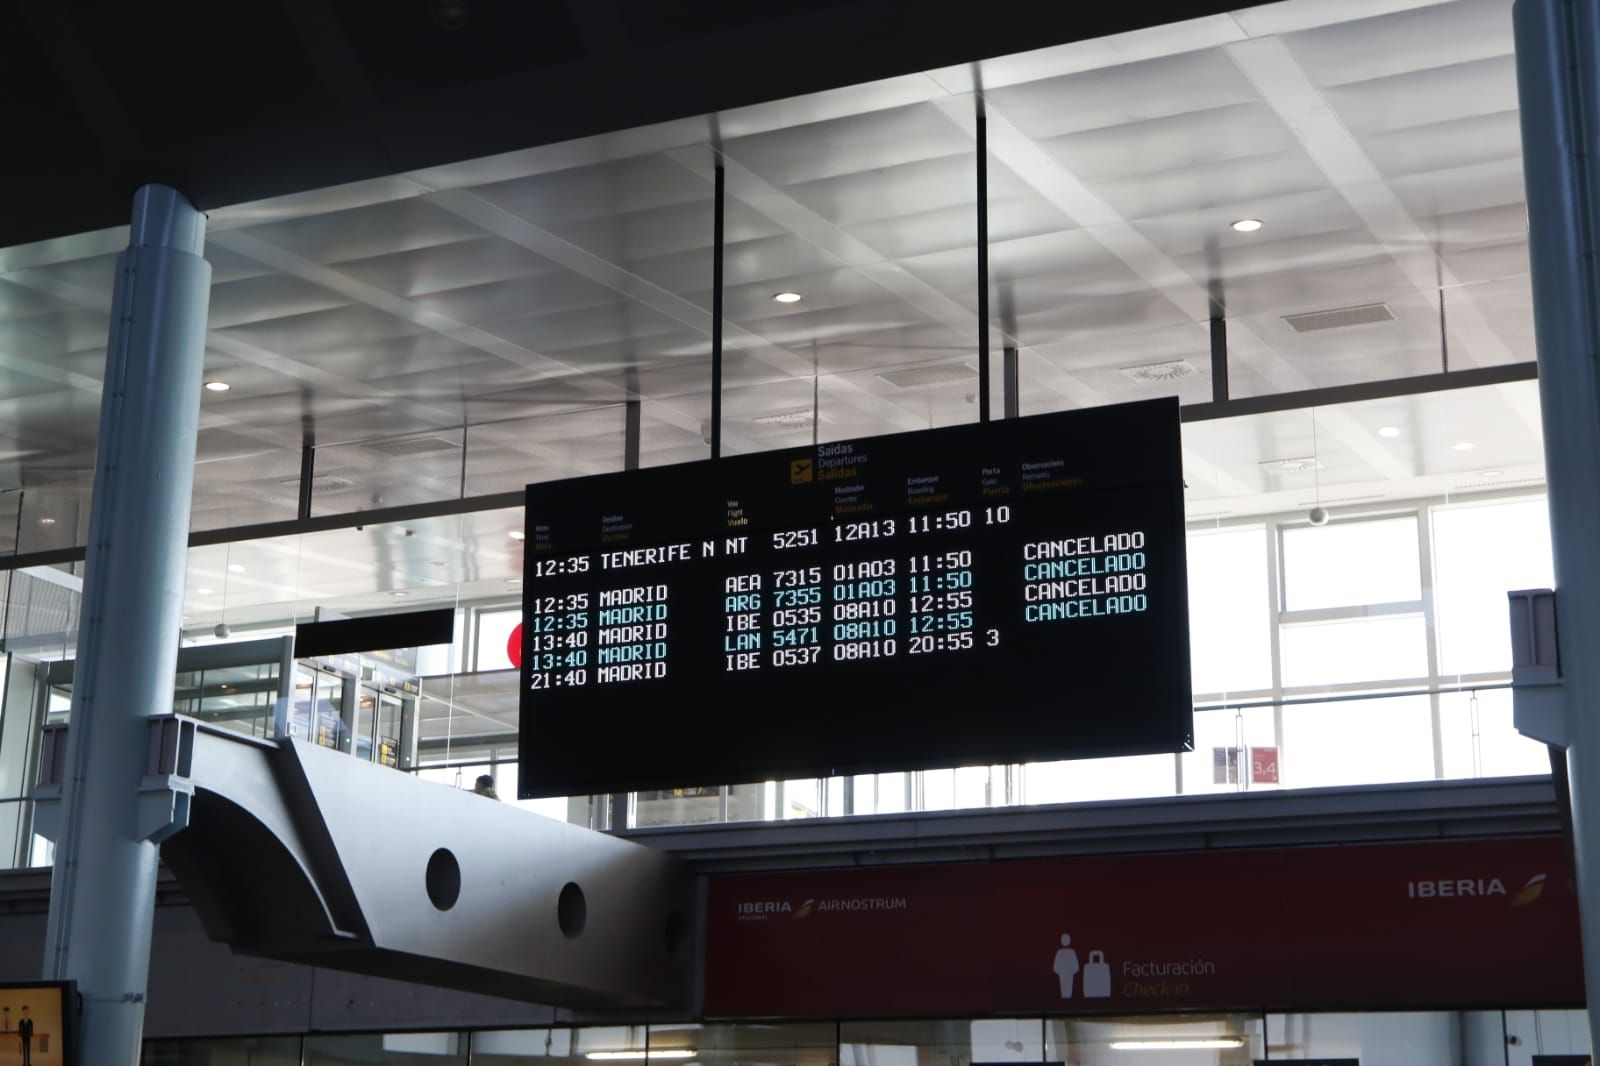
704, 836, 1578, 1017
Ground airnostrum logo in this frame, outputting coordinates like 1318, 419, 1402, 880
735, 895, 908, 920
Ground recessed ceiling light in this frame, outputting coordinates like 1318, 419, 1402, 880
772, 291, 803, 304
38, 516, 55, 525
1231, 218, 1263, 233
203, 380, 231, 393
227, 563, 246, 574
1377, 426, 1401, 438
196, 587, 214, 595
1481, 469, 1503, 478
508, 530, 526, 541
1453, 441, 1476, 451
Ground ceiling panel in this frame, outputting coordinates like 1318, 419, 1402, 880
0, 0, 1549, 605
1281, 0, 1512, 89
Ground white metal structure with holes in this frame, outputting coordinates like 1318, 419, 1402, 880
33, 715, 694, 1009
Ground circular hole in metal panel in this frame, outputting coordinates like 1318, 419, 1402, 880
558, 881, 587, 938
426, 848, 461, 911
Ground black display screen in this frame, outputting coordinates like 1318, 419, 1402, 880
517, 398, 1191, 798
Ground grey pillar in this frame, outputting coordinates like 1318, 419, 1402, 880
1514, 0, 1600, 1049
41, 186, 211, 1065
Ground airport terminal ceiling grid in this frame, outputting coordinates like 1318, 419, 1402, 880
0, 0, 1542, 632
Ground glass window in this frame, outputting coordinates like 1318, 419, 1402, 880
1182, 705, 1279, 795
1187, 526, 1272, 694
1265, 1011, 1476, 1063
1503, 1008, 1592, 1062
1279, 615, 1429, 688
1282, 516, 1421, 611
304, 1031, 467, 1064
843, 1019, 1043, 1066
475, 607, 522, 673
1047, 1015, 1262, 1063
1438, 688, 1553, 780
1279, 695, 1435, 789
1022, 754, 1176, 805
645, 1023, 836, 1066
143, 1036, 303, 1065
920, 766, 999, 812
1432, 497, 1554, 676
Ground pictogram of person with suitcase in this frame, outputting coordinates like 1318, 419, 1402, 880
1053, 934, 1111, 999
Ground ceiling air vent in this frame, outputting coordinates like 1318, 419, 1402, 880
1259, 456, 1322, 473
279, 473, 355, 493
877, 363, 975, 389
363, 434, 462, 457
1311, 493, 1385, 506
752, 409, 828, 426
1119, 359, 1196, 384
1466, 476, 1543, 491
1283, 303, 1394, 332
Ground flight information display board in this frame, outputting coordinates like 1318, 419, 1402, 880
518, 398, 1191, 798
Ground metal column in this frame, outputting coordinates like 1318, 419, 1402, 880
1514, 0, 1600, 1048
40, 186, 211, 1065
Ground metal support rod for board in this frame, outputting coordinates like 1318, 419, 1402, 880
710, 163, 725, 460
624, 398, 641, 471
1003, 345, 1019, 419
1209, 316, 1230, 405
40, 185, 212, 1066
976, 106, 991, 424
297, 442, 315, 520
1512, 0, 1600, 1049
607, 397, 644, 832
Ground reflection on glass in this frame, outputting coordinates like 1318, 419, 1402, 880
142, 1035, 302, 1065
304, 1031, 467, 1064
376, 693, 403, 768
1048, 1015, 1262, 1064
291, 667, 317, 742
843, 1019, 1041, 1066
355, 691, 376, 762
313, 672, 347, 751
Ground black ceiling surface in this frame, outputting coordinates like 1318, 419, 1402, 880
2, 0, 1249, 248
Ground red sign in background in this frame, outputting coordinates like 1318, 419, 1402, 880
704, 836, 1579, 1018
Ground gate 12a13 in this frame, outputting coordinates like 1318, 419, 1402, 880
517, 397, 1191, 798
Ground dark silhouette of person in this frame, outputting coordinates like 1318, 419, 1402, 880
17, 1004, 32, 1066
473, 774, 499, 800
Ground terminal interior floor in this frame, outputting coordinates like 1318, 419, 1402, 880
0, 0, 1590, 1059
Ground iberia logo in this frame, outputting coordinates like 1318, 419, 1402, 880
1510, 873, 1547, 907
794, 898, 814, 919
1406, 872, 1547, 905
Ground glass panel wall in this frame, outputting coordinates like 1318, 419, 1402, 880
145, 1013, 1589, 1066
